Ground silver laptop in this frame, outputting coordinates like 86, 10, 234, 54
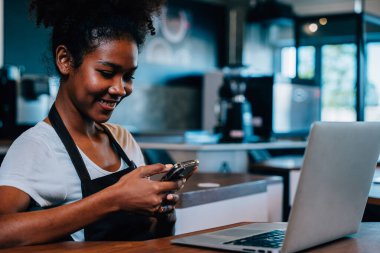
172, 122, 380, 253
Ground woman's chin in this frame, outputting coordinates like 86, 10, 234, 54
93, 112, 113, 123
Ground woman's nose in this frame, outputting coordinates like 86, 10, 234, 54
108, 77, 128, 96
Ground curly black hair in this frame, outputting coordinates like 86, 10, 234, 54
29, 0, 165, 70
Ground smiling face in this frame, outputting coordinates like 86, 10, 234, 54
58, 38, 138, 124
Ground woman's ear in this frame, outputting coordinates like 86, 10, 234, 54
55, 45, 73, 75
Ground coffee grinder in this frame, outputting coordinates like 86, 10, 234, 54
215, 68, 255, 143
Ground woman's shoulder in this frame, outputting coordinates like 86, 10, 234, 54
101, 123, 135, 147
3, 121, 62, 166
11, 121, 57, 148
101, 123, 145, 166
102, 123, 132, 137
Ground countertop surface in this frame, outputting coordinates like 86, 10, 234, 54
168, 173, 282, 208
1, 138, 307, 154
138, 140, 307, 151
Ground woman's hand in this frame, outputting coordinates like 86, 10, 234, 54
156, 164, 184, 215
156, 192, 180, 214
152, 192, 180, 237
107, 163, 184, 215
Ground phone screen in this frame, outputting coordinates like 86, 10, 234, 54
161, 160, 199, 181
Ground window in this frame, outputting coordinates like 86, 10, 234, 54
365, 43, 380, 121
298, 46, 316, 80
280, 46, 316, 80
277, 13, 380, 124
279, 44, 356, 122
321, 44, 356, 121
280, 47, 296, 78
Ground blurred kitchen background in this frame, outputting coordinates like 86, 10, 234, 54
1, 0, 380, 140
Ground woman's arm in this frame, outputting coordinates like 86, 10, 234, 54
0, 184, 117, 248
0, 163, 181, 248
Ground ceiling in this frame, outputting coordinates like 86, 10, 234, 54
190, 0, 380, 16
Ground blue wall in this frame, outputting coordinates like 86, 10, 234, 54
3, 0, 227, 132
4, 0, 227, 86
4, 0, 51, 75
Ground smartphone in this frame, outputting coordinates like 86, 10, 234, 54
160, 160, 199, 181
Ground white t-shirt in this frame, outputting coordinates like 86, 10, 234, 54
0, 121, 145, 241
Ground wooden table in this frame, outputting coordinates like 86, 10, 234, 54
2, 222, 379, 253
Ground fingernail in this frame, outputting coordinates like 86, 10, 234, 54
167, 194, 173, 200
165, 164, 173, 169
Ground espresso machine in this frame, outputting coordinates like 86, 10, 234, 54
215, 68, 255, 143
0, 66, 53, 139
0, 66, 20, 138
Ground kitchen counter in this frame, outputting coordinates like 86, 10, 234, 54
139, 140, 307, 173
171, 173, 283, 234
176, 172, 281, 208
138, 140, 307, 151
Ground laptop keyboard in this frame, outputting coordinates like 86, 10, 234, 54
224, 230, 285, 248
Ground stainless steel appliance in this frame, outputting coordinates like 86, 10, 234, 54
202, 71, 320, 141
0, 66, 20, 138
0, 66, 54, 139
17, 75, 53, 125
215, 73, 255, 143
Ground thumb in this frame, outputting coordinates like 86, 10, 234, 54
138, 163, 166, 178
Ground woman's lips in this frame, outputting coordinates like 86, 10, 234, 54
98, 99, 117, 111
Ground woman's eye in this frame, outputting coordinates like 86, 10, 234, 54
122, 74, 135, 83
99, 70, 115, 79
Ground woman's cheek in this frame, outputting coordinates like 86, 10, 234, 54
124, 84, 133, 96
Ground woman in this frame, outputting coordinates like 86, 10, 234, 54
0, 0, 185, 248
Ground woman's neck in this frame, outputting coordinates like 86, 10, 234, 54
54, 91, 98, 138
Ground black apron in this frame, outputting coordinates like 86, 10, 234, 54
48, 104, 154, 241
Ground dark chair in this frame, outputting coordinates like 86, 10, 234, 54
142, 149, 175, 165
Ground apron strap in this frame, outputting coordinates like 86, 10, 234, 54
48, 104, 92, 182
48, 104, 137, 182
100, 125, 137, 170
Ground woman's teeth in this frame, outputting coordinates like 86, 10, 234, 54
99, 99, 116, 108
